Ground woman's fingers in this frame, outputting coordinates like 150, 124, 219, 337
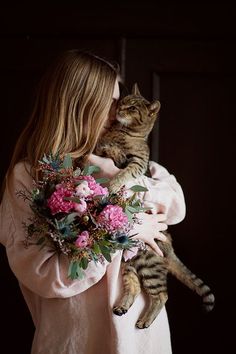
136, 212, 167, 224
149, 241, 164, 257
155, 231, 167, 242
131, 212, 168, 256
156, 213, 167, 222
156, 222, 168, 232
88, 154, 120, 178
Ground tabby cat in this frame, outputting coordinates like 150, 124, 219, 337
96, 83, 215, 328
95, 83, 160, 193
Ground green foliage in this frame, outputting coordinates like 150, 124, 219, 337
130, 185, 148, 192
63, 196, 81, 204
100, 245, 112, 262
93, 242, 101, 254
54, 213, 79, 237
95, 177, 110, 184
82, 165, 100, 176
62, 154, 73, 169
41, 152, 62, 171
68, 261, 85, 280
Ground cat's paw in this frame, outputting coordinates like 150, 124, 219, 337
108, 180, 123, 194
113, 306, 128, 316
136, 319, 152, 329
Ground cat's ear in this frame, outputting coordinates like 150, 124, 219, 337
149, 101, 161, 117
131, 83, 141, 96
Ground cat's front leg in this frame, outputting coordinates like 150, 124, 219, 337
113, 262, 141, 316
95, 143, 126, 168
109, 158, 148, 193
109, 172, 134, 193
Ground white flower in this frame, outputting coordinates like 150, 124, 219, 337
75, 180, 93, 198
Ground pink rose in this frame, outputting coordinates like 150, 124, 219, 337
75, 181, 93, 198
74, 199, 87, 215
75, 231, 90, 248
76, 176, 108, 197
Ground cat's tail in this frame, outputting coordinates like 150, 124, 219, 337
168, 253, 215, 312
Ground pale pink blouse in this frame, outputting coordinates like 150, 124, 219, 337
0, 158, 186, 354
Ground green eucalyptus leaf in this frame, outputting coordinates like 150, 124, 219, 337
100, 245, 112, 262
93, 242, 101, 254
68, 261, 77, 279
63, 196, 81, 204
126, 205, 140, 213
62, 154, 73, 169
81, 257, 89, 270
131, 199, 142, 207
130, 185, 148, 192
82, 165, 100, 176
99, 239, 111, 247
68, 261, 84, 280
63, 212, 78, 224
124, 207, 134, 222
90, 251, 99, 263
95, 177, 110, 184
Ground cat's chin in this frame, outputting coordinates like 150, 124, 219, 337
116, 115, 131, 126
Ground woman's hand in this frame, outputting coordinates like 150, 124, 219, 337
88, 154, 168, 256
87, 154, 120, 179
131, 212, 168, 256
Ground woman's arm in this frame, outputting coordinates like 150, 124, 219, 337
88, 155, 186, 255
89, 154, 186, 225
1, 162, 110, 299
134, 160, 186, 225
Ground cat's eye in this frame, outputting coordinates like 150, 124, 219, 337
129, 106, 137, 112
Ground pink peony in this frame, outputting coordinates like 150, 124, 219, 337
76, 176, 108, 197
47, 187, 74, 215
74, 199, 87, 215
97, 204, 128, 231
75, 231, 90, 248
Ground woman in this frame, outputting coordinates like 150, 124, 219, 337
0, 50, 186, 354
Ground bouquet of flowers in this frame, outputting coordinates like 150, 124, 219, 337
18, 153, 147, 280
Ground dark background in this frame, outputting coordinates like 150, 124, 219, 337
0, 2, 235, 353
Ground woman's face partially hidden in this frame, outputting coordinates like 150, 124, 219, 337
85, 78, 120, 137
104, 79, 120, 131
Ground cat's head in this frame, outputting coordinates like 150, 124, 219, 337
116, 83, 160, 135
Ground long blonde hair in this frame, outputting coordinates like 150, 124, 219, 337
7, 50, 119, 177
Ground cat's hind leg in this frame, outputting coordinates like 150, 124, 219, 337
136, 292, 168, 328
136, 267, 168, 328
113, 263, 141, 316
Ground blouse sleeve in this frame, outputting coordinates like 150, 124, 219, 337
130, 160, 186, 225
0, 162, 110, 299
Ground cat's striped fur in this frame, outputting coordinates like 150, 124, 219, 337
113, 232, 215, 328
96, 83, 215, 328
